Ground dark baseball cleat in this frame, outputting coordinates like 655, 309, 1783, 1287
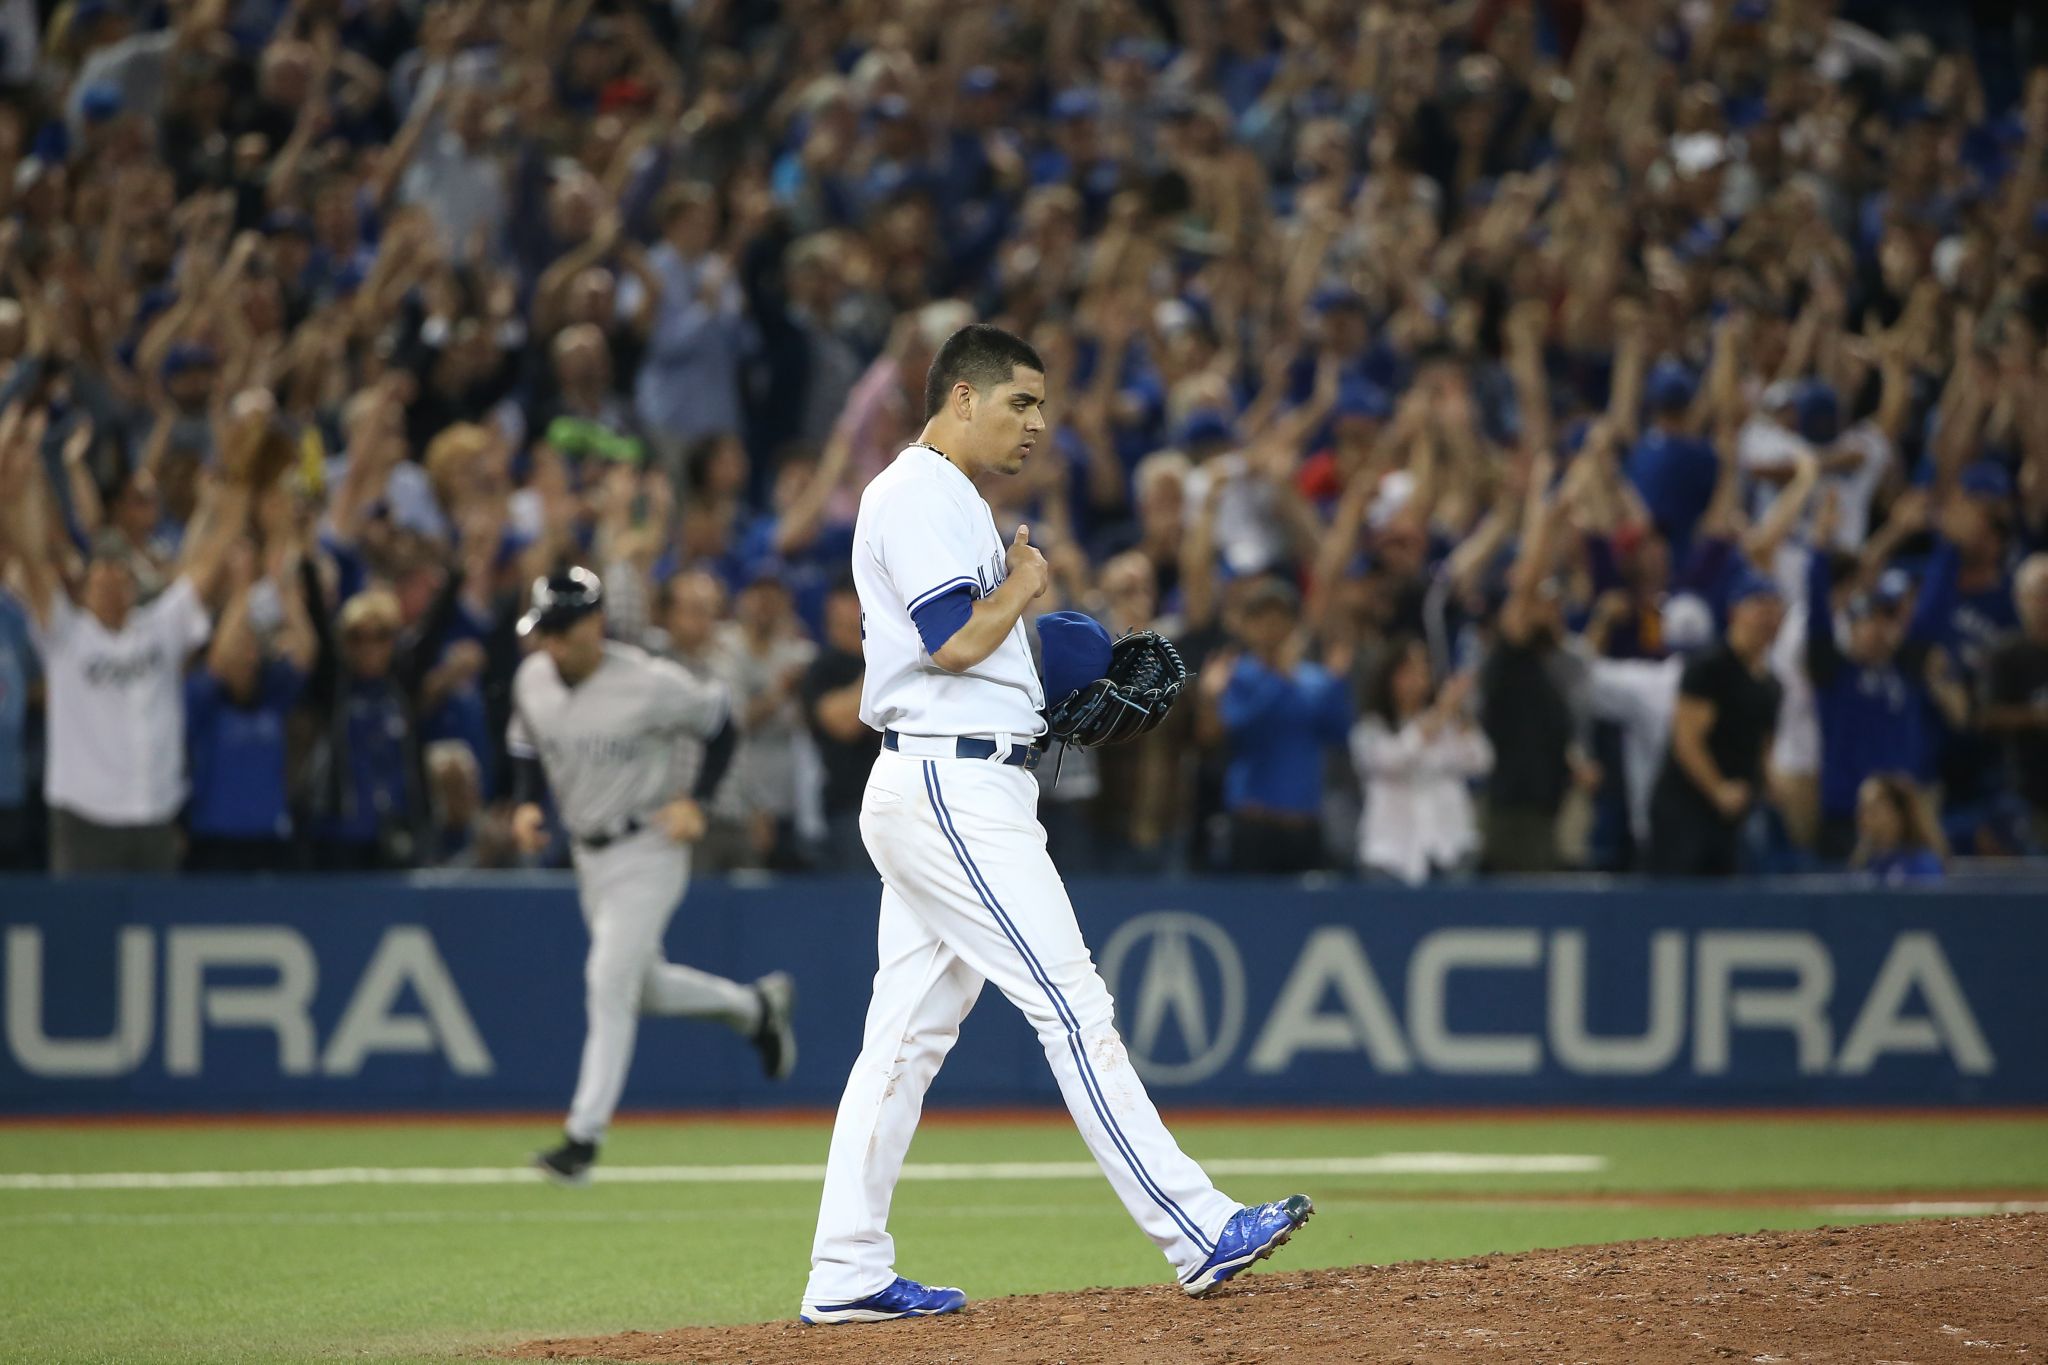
532, 1136, 597, 1186
752, 971, 797, 1081
1180, 1194, 1314, 1296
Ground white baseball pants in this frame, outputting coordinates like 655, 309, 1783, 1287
565, 829, 761, 1144
805, 749, 1240, 1304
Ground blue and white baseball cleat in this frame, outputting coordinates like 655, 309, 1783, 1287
799, 1276, 968, 1325
1180, 1194, 1314, 1297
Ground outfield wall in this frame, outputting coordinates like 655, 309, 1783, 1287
1, 876, 2040, 1114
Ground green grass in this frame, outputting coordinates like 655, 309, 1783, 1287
1, 1113, 2044, 1365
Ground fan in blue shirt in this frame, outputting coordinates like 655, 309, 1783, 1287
1625, 361, 1720, 562
1804, 550, 1969, 862
1907, 470, 2023, 847
184, 571, 315, 872
1210, 578, 1352, 874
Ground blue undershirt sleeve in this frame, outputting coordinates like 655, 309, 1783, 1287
911, 584, 975, 655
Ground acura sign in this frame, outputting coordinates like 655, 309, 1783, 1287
1, 877, 2039, 1113
1105, 915, 1997, 1090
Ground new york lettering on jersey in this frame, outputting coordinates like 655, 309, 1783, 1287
509, 642, 725, 835
538, 731, 646, 767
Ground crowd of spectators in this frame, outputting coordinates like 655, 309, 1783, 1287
0, 0, 2045, 883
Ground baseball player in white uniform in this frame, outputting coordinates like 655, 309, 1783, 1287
800, 325, 1312, 1325
508, 568, 797, 1185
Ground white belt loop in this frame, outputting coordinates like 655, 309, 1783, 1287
986, 732, 1014, 763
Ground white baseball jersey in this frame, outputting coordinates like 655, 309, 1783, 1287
852, 443, 1045, 739
37, 576, 211, 824
1585, 655, 1686, 842
507, 641, 727, 836
1738, 415, 1892, 551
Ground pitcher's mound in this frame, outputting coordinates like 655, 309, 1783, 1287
505, 1211, 2047, 1363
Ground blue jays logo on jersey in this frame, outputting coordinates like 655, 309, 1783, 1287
1855, 666, 1911, 713
1952, 603, 2005, 673
972, 550, 1007, 599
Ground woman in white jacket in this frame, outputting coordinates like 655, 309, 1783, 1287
1351, 636, 1494, 884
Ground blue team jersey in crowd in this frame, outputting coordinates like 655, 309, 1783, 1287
1806, 552, 1935, 820
1219, 659, 1352, 817
1863, 848, 1945, 885
1907, 537, 2020, 806
317, 677, 412, 845
1626, 427, 1720, 560
185, 662, 307, 839
1811, 664, 1931, 819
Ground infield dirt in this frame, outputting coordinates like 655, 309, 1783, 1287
505, 1211, 2046, 1363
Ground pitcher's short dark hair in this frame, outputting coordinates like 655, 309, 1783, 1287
924, 324, 1044, 419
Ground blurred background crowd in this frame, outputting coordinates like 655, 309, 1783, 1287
0, 0, 2045, 882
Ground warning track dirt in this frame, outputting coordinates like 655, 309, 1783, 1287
505, 1212, 2047, 1364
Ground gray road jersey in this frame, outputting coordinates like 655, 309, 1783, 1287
507, 642, 728, 837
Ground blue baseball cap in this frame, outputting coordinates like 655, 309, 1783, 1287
162, 341, 218, 378
739, 556, 789, 590
1051, 88, 1099, 122
1175, 408, 1236, 449
134, 284, 178, 327
1848, 567, 1912, 619
1312, 285, 1366, 314
1794, 380, 1840, 445
960, 66, 999, 97
1647, 359, 1698, 413
1961, 461, 2013, 500
80, 83, 124, 123
1333, 377, 1391, 423
1727, 568, 1782, 607
29, 120, 68, 165
1037, 611, 1113, 707
1674, 219, 1727, 263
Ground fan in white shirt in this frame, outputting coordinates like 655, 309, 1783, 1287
1350, 637, 1493, 885
1581, 595, 1719, 851
1737, 370, 1908, 556
0, 402, 245, 873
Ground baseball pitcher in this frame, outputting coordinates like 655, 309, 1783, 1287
799, 325, 1312, 1325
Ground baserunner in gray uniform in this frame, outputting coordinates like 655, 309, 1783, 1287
509, 567, 797, 1184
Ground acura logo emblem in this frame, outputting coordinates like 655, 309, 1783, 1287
1099, 912, 1247, 1084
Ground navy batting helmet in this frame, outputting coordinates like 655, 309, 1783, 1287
518, 567, 605, 637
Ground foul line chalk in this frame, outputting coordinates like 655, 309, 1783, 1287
0, 1152, 1605, 1191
